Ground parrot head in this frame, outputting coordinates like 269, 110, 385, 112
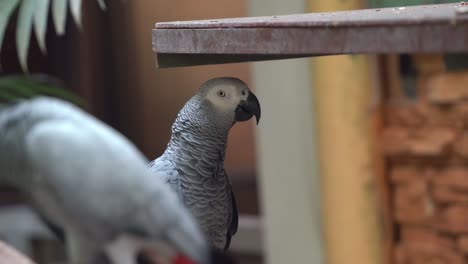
199, 77, 261, 125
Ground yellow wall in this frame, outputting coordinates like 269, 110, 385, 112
309, 1, 384, 264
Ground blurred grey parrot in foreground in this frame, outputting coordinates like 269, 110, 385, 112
0, 97, 209, 264
149, 77, 261, 250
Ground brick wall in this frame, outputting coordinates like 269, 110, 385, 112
383, 70, 468, 264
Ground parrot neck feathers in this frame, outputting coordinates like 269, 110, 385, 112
163, 99, 231, 174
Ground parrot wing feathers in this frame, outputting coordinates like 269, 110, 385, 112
24, 117, 149, 236
224, 184, 238, 250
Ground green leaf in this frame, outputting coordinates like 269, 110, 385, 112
0, 77, 41, 97
0, 75, 85, 107
16, 0, 36, 72
0, 87, 20, 102
0, 77, 36, 105
70, 0, 82, 27
34, 0, 50, 54
0, 0, 21, 54
52, 0, 67, 35
0, 83, 36, 97
96, 0, 106, 10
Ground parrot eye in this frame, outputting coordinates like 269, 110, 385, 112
241, 90, 246, 96
217, 90, 226, 97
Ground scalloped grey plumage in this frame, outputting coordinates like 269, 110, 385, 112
149, 77, 261, 250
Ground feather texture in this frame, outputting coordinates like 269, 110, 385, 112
0, 97, 208, 264
149, 78, 254, 250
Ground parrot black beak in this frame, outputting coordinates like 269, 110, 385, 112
235, 91, 261, 124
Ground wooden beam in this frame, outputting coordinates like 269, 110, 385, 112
153, 3, 468, 67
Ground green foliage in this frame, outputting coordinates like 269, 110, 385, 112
0, 0, 107, 72
0, 74, 84, 107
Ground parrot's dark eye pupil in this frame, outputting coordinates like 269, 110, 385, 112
217, 90, 226, 97
242, 90, 246, 95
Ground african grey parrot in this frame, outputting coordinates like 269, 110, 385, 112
149, 77, 261, 250
0, 97, 209, 264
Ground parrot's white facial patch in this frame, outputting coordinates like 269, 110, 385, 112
206, 84, 249, 113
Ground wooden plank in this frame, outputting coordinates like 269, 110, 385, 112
154, 54, 308, 68
153, 3, 468, 67
153, 25, 468, 55
369, 0, 460, 9
156, 3, 468, 29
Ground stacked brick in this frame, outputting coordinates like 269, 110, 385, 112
383, 71, 468, 264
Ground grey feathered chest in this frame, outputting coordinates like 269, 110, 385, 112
150, 98, 237, 249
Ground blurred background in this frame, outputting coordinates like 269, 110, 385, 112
1, 0, 467, 264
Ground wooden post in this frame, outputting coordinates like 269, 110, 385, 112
309, 1, 385, 264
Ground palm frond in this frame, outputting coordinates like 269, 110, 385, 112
0, 0, 21, 54
52, 0, 68, 35
34, 0, 50, 53
70, 0, 83, 28
16, 0, 35, 72
0, 0, 108, 72
96, 0, 107, 10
